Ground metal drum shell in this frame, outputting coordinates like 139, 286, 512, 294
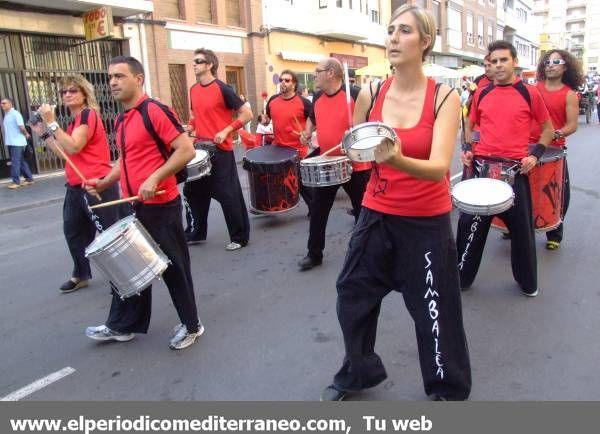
451, 178, 515, 216
186, 149, 212, 182
299, 156, 353, 187
341, 122, 397, 162
85, 216, 170, 298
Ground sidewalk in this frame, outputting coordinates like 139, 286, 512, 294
0, 171, 66, 215
0, 145, 248, 215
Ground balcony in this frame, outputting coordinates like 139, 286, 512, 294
566, 0, 586, 8
313, 7, 371, 41
13, 0, 153, 17
566, 14, 586, 24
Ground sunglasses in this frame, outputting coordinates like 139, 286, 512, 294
545, 59, 566, 66
280, 78, 293, 83
193, 59, 208, 65
60, 88, 80, 96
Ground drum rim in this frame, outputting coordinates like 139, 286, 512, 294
85, 215, 137, 255
451, 178, 514, 213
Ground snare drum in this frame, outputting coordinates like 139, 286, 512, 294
492, 145, 566, 232
242, 146, 300, 214
186, 149, 211, 182
85, 215, 170, 299
452, 178, 515, 216
194, 140, 217, 157
341, 122, 397, 162
299, 155, 352, 187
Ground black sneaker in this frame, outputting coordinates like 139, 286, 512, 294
298, 255, 322, 271
185, 234, 206, 245
320, 384, 347, 401
428, 394, 448, 401
60, 279, 89, 293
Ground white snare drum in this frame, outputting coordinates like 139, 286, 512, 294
341, 122, 397, 162
451, 178, 515, 216
85, 215, 170, 299
186, 149, 211, 182
300, 155, 353, 187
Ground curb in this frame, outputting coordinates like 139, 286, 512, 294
0, 197, 63, 216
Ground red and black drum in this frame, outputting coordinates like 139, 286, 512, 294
492, 145, 566, 233
242, 146, 300, 215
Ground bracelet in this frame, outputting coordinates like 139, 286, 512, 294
230, 119, 243, 131
461, 142, 473, 152
529, 143, 546, 160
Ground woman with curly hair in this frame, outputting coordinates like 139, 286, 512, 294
530, 49, 584, 250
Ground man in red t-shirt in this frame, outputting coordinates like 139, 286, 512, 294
85, 56, 202, 350
457, 40, 554, 298
265, 70, 314, 211
185, 48, 252, 250
530, 49, 582, 250
297, 58, 370, 270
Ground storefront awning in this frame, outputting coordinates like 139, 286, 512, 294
14, 0, 153, 17
279, 50, 325, 63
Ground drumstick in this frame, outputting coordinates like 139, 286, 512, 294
292, 113, 302, 130
320, 143, 343, 157
53, 144, 102, 201
343, 62, 353, 128
89, 190, 166, 210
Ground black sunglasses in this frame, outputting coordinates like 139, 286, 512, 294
193, 59, 208, 65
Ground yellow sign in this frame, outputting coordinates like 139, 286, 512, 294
83, 6, 113, 41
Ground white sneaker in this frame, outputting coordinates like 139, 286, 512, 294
85, 325, 135, 342
225, 242, 243, 251
169, 324, 205, 350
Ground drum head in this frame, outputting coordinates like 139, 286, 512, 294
86, 215, 136, 253
189, 149, 209, 165
243, 146, 299, 173
452, 178, 513, 207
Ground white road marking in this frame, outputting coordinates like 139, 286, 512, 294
1, 367, 76, 401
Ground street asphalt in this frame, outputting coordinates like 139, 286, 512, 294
1, 123, 599, 401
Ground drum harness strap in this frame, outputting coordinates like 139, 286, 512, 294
115, 98, 188, 202
371, 81, 455, 195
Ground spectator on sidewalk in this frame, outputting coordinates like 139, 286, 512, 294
2, 97, 34, 189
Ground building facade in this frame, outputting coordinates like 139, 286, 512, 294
0, 0, 152, 176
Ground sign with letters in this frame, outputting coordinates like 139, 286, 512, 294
83, 6, 114, 41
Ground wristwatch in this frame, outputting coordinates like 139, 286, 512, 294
47, 121, 60, 132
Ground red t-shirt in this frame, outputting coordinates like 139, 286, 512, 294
529, 81, 570, 147
65, 108, 112, 186
116, 95, 184, 204
469, 77, 549, 159
362, 78, 451, 217
475, 75, 492, 89
311, 86, 370, 172
189, 79, 244, 152
266, 94, 312, 158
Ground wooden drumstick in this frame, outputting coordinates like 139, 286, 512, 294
319, 143, 343, 157
53, 144, 102, 201
89, 190, 166, 210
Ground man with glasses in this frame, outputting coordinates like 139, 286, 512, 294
458, 40, 554, 298
529, 50, 582, 250
297, 58, 370, 271
185, 48, 253, 251
265, 70, 314, 211
1, 97, 33, 189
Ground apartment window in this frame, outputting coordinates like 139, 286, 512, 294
466, 11, 474, 46
349, 0, 353, 8
162, 0, 182, 19
432, 1, 441, 34
478, 16, 484, 48
447, 7, 463, 49
226, 0, 241, 27
337, 0, 342, 7
371, 9, 379, 23
319, 0, 328, 8
195, 0, 213, 24
487, 23, 494, 45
